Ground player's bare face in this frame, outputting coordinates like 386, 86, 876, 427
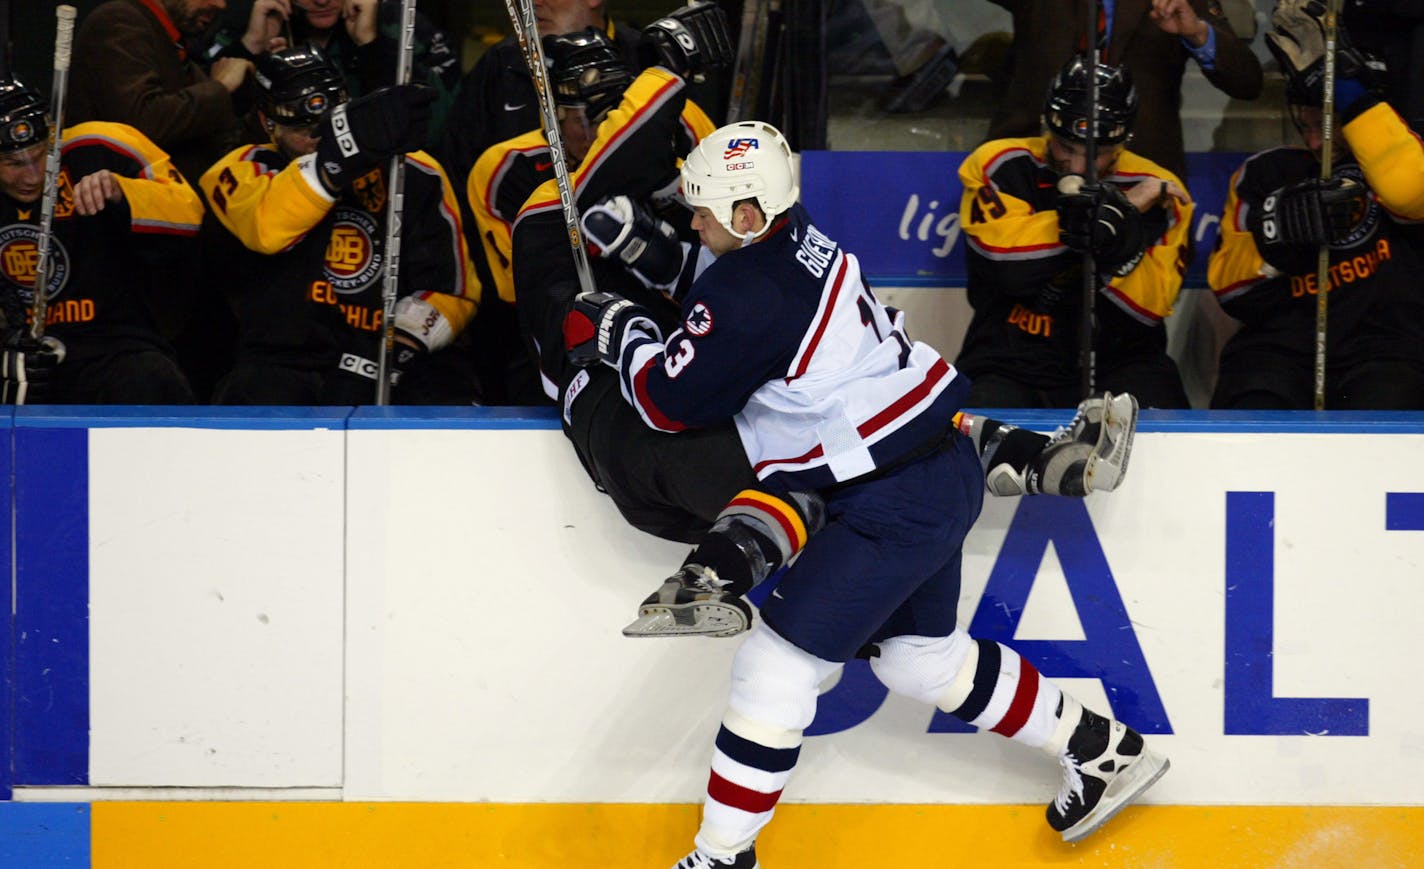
558, 106, 594, 166
1289, 105, 1343, 159
295, 0, 343, 30
273, 122, 323, 160
1048, 136, 1121, 178
690, 206, 738, 257
535, 0, 601, 36
0, 143, 46, 204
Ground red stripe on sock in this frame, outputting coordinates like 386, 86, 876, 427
989, 658, 1040, 737
707, 769, 783, 814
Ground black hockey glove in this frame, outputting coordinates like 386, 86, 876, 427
1266, 0, 1387, 114
581, 195, 690, 292
1, 333, 65, 405
640, 1, 734, 83
563, 291, 660, 368
1250, 176, 1369, 271
315, 85, 436, 194
1056, 176, 1147, 277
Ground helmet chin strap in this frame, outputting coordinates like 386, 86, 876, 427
729, 204, 774, 245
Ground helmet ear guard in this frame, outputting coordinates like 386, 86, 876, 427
0, 79, 49, 153
1042, 55, 1138, 147
679, 120, 799, 241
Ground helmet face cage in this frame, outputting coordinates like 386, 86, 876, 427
544, 29, 632, 123
256, 46, 348, 128
0, 80, 49, 153
1042, 56, 1138, 147
680, 121, 799, 241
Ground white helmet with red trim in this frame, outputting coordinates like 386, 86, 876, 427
680, 120, 799, 242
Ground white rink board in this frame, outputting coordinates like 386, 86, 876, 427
86, 427, 346, 788
72, 424, 1424, 805
340, 428, 1424, 805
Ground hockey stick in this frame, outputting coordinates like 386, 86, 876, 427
1312, 0, 1340, 411
502, 0, 596, 295
727, 0, 770, 122
374, 0, 417, 406
1078, 3, 1101, 399
30, 4, 77, 344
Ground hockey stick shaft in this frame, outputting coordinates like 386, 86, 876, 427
1079, 2, 1101, 399
0, 0, 11, 81
503, 0, 596, 296
1313, 0, 1339, 411
374, 0, 418, 406
31, 4, 77, 343
728, 0, 770, 121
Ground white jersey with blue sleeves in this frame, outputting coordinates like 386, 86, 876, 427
616, 203, 969, 489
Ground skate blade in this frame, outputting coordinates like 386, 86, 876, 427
1061, 751, 1170, 844
1086, 393, 1139, 492
622, 606, 748, 639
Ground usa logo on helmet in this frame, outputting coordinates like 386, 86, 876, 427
723, 138, 759, 160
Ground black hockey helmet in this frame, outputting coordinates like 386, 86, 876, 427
543, 28, 632, 122
0, 79, 48, 153
254, 44, 348, 128
1042, 55, 1137, 146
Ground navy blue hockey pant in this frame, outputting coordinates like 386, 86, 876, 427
759, 432, 985, 663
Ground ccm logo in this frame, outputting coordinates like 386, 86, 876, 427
725, 160, 755, 171
339, 353, 379, 380
330, 106, 359, 157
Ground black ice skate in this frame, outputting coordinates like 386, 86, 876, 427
622, 563, 753, 638
1028, 391, 1139, 496
672, 845, 759, 869
1047, 709, 1169, 843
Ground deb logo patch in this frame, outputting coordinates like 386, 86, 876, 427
723, 138, 759, 160
685, 301, 713, 336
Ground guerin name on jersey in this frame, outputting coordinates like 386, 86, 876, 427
795, 223, 838, 278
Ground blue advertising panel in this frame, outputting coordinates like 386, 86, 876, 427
800, 150, 1249, 287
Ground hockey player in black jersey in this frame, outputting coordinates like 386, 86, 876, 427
201, 45, 479, 405
1207, 0, 1424, 409
957, 56, 1194, 409
0, 79, 203, 404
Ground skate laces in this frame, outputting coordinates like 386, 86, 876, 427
1054, 750, 1088, 816
680, 564, 729, 595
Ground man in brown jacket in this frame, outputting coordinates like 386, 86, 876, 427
985, 0, 1263, 182
69, 0, 253, 187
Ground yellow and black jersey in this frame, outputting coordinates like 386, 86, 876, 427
201, 144, 479, 369
1208, 101, 1424, 370
508, 67, 714, 397
0, 121, 203, 359
468, 67, 715, 307
955, 136, 1192, 387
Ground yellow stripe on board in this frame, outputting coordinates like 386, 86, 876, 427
92, 803, 1424, 868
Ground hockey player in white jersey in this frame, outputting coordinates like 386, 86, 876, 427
565, 120, 1166, 867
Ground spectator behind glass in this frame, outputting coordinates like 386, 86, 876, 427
1206, 0, 1424, 409
69, 0, 253, 189
984, 0, 1263, 183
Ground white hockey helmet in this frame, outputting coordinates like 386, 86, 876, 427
680, 120, 799, 241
